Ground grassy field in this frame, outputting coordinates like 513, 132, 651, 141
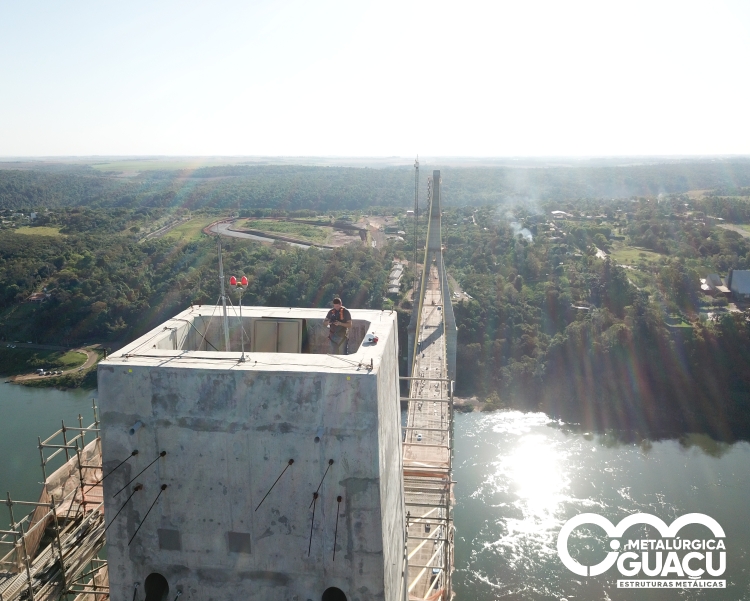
14, 226, 64, 237
58, 350, 88, 367
240, 219, 332, 243
621, 268, 653, 290
161, 217, 218, 243
717, 223, 750, 238
610, 244, 664, 265
0, 348, 87, 376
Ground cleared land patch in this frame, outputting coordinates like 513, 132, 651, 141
717, 223, 750, 238
239, 219, 333, 243
610, 244, 664, 265
14, 226, 64, 237
0, 348, 87, 376
162, 217, 218, 243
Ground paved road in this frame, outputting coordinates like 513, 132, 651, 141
139, 216, 189, 242
208, 222, 313, 248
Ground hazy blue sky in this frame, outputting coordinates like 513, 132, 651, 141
1, 0, 749, 157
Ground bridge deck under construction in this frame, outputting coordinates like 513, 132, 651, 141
403, 262, 454, 601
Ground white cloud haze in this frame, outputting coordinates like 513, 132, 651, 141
1, 0, 749, 157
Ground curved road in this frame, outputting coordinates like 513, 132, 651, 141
208, 222, 312, 249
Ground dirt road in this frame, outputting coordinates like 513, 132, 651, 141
10, 348, 99, 382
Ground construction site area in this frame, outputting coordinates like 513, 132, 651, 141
1, 168, 457, 601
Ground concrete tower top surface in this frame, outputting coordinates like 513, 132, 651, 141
105, 305, 396, 375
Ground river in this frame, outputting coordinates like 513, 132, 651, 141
2, 388, 750, 600
0, 384, 97, 504
454, 411, 750, 600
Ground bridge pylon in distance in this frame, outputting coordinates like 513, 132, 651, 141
407, 170, 457, 381
402, 170, 456, 600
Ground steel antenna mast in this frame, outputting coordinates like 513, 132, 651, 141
217, 236, 231, 352
414, 156, 419, 297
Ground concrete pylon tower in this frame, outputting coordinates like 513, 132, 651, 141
98, 306, 404, 601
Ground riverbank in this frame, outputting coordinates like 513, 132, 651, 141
2, 346, 102, 389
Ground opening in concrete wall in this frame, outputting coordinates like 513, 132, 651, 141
150, 313, 370, 355
322, 587, 348, 601
144, 573, 169, 601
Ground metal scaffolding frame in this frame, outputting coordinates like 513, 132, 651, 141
401, 365, 455, 599
0, 401, 108, 601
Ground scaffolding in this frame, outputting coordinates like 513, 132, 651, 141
0, 401, 108, 601
401, 378, 454, 601
401, 260, 455, 601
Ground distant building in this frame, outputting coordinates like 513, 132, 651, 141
27, 292, 49, 303
387, 261, 405, 295
406, 210, 414, 217
728, 269, 750, 300
702, 273, 730, 295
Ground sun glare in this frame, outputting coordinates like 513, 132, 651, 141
506, 435, 567, 518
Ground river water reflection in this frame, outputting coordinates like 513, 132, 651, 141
453, 411, 750, 600
0, 384, 96, 505
3, 388, 750, 599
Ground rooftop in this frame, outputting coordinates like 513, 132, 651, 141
730, 270, 750, 295
105, 305, 396, 374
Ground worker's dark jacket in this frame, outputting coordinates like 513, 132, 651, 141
325, 307, 351, 344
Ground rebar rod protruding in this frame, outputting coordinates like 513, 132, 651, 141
85, 450, 138, 494
255, 459, 294, 511
114, 451, 166, 497
105, 485, 143, 534
128, 485, 167, 546
310, 459, 334, 508
333, 495, 342, 561
308, 492, 319, 556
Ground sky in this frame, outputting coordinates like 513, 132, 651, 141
1, 0, 749, 157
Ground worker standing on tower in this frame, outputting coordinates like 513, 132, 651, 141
324, 297, 352, 355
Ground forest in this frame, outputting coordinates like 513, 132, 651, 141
443, 196, 750, 440
3, 161, 750, 440
2, 158, 750, 211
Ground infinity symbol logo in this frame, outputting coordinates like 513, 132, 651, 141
557, 513, 725, 576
